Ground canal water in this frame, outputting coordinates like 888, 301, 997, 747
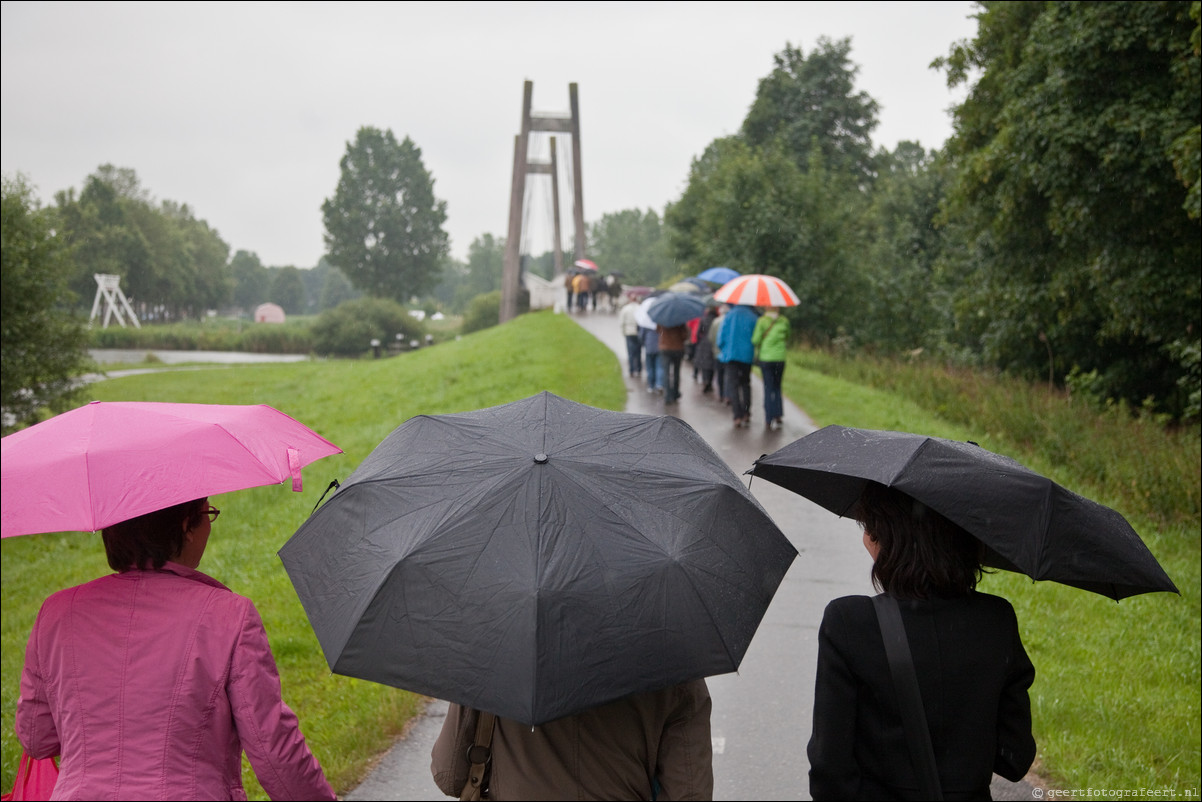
89, 349, 311, 365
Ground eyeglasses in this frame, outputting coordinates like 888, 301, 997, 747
203, 506, 221, 522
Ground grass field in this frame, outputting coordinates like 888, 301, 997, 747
3, 310, 1198, 798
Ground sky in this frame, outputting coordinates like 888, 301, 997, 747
2, 1, 980, 269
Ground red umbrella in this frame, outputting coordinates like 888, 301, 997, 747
1, 401, 342, 537
573, 259, 598, 271
713, 274, 799, 307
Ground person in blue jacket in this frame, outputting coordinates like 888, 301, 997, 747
715, 303, 759, 427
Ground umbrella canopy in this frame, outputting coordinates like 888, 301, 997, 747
697, 266, 740, 285
573, 259, 598, 271
1, 401, 342, 538
279, 392, 797, 726
668, 281, 705, 295
748, 425, 1178, 600
634, 295, 659, 328
646, 292, 708, 328
713, 274, 799, 307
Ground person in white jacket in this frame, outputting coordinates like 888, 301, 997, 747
617, 294, 643, 377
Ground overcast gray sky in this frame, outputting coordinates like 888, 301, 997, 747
2, 1, 979, 268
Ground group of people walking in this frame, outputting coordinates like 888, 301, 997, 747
618, 292, 791, 429
11, 442, 1039, 802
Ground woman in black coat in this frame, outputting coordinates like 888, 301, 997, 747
807, 482, 1036, 801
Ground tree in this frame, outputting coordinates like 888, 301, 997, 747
857, 142, 952, 352
666, 138, 867, 341
322, 127, 450, 303
55, 165, 230, 320
231, 250, 269, 312
313, 257, 360, 311
162, 200, 231, 313
2, 175, 91, 433
587, 209, 675, 287
936, 0, 1201, 418
464, 233, 506, 301
268, 266, 307, 314
742, 38, 881, 180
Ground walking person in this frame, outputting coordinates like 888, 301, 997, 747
686, 316, 701, 380
807, 481, 1036, 800
572, 272, 592, 313
657, 322, 688, 405
694, 306, 720, 394
431, 680, 713, 801
16, 498, 337, 801
641, 323, 662, 394
712, 305, 729, 404
716, 303, 759, 427
752, 307, 791, 430
617, 293, 643, 377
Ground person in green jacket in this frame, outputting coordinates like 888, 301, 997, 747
751, 308, 791, 430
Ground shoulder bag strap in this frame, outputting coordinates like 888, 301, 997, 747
872, 593, 944, 801
461, 710, 496, 801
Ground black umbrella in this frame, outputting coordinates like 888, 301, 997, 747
280, 392, 797, 725
646, 292, 708, 328
748, 425, 1177, 600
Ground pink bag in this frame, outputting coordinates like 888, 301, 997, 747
1, 752, 59, 801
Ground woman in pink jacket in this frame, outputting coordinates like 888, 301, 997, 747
16, 497, 336, 801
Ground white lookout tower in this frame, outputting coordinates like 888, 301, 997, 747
89, 273, 140, 328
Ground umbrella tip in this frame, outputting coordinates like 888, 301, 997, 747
534, 453, 548, 464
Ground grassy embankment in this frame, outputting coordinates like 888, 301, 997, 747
3, 310, 1197, 797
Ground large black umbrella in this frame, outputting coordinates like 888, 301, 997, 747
280, 392, 797, 725
748, 425, 1177, 600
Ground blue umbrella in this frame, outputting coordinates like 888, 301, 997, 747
646, 292, 708, 327
697, 266, 740, 285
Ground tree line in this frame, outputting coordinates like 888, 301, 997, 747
4, 0, 1197, 428
663, 1, 1199, 422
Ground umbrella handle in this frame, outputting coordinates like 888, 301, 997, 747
310, 479, 341, 516
462, 711, 495, 801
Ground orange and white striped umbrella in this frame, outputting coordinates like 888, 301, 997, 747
712, 274, 800, 307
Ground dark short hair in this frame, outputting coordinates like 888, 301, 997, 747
102, 498, 207, 572
852, 482, 984, 600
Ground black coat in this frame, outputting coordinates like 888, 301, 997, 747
807, 591, 1035, 801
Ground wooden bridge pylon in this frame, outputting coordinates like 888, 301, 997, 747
500, 81, 584, 323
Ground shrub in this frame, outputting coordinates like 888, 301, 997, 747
311, 297, 423, 357
461, 291, 501, 335
240, 325, 313, 354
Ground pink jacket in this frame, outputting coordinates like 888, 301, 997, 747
16, 563, 335, 801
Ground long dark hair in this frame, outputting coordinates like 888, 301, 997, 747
101, 498, 207, 572
852, 482, 984, 600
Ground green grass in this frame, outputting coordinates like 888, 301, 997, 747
4, 314, 1197, 798
1, 310, 623, 798
783, 348, 1201, 795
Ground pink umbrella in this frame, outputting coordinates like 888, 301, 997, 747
573, 259, 599, 271
712, 274, 800, 307
1, 401, 342, 538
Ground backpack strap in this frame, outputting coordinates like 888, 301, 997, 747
872, 594, 943, 800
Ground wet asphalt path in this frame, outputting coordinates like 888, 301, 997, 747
345, 308, 1040, 801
